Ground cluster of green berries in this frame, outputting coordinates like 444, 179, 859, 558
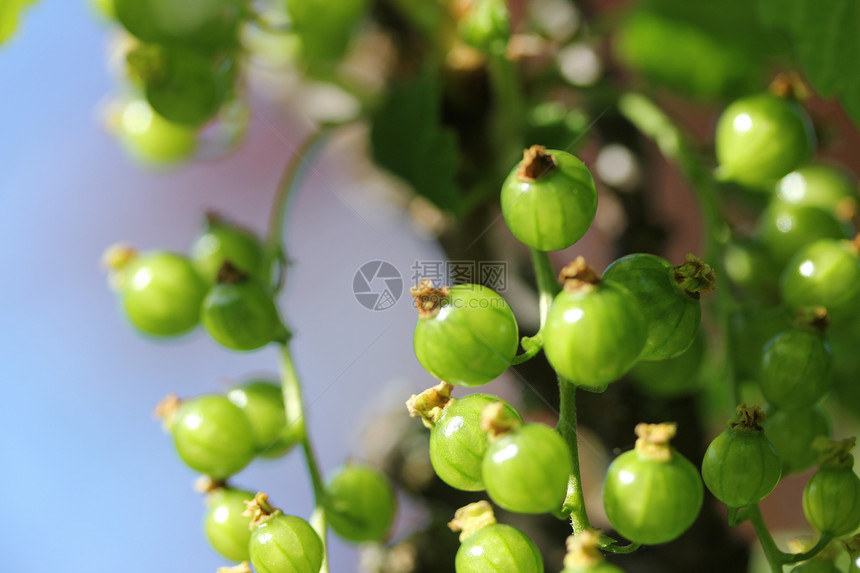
404, 146, 723, 569
408, 382, 570, 515
91, 0, 250, 164
703, 407, 860, 544
716, 91, 860, 325
446, 502, 627, 573
206, 481, 394, 573
414, 146, 715, 393
158, 380, 298, 479
698, 86, 860, 571
713, 89, 860, 492
104, 213, 284, 351
103, 211, 401, 572
410, 385, 705, 570
158, 384, 396, 571
91, 0, 375, 165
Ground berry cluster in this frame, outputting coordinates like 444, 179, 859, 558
92, 0, 249, 163
406, 135, 860, 571
103, 213, 397, 572
406, 146, 719, 570
710, 85, 860, 570
104, 214, 281, 348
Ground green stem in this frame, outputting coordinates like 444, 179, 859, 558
558, 378, 591, 533
486, 48, 526, 173
267, 136, 331, 572
730, 505, 831, 567
600, 539, 641, 555
265, 130, 330, 294
278, 342, 329, 573
512, 249, 559, 364
616, 93, 724, 262
746, 504, 783, 573
727, 506, 742, 528
527, 250, 591, 533
530, 248, 561, 330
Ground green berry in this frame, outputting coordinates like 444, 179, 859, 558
412, 283, 519, 387
169, 394, 257, 480
715, 93, 815, 187
603, 423, 703, 545
201, 264, 282, 351
227, 380, 299, 458
781, 238, 860, 323
118, 250, 207, 336
482, 422, 572, 514
455, 523, 543, 572
250, 513, 323, 573
501, 146, 598, 251
602, 253, 713, 361
756, 203, 848, 268
629, 330, 704, 397
118, 99, 197, 165
191, 214, 265, 285
324, 464, 397, 543
762, 406, 831, 474
702, 406, 781, 508
803, 440, 860, 537
140, 47, 234, 127
759, 326, 832, 411
544, 258, 647, 389
204, 487, 254, 562
114, 0, 241, 49
776, 163, 859, 223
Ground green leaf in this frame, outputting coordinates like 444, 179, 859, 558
646, 0, 788, 59
0, 0, 27, 46
370, 70, 462, 215
758, 0, 860, 127
613, 0, 790, 101
613, 9, 761, 101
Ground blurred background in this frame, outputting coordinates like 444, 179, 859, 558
3, 0, 860, 572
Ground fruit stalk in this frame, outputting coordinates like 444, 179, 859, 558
266, 137, 331, 572
278, 342, 329, 573
265, 130, 330, 293
745, 504, 784, 573
530, 249, 592, 531
530, 248, 561, 331
558, 377, 590, 532
487, 48, 525, 168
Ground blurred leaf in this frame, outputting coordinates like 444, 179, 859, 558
0, 0, 27, 46
285, 0, 368, 73
758, 0, 860, 128
614, 0, 790, 101
645, 0, 789, 59
614, 9, 761, 101
370, 70, 462, 215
